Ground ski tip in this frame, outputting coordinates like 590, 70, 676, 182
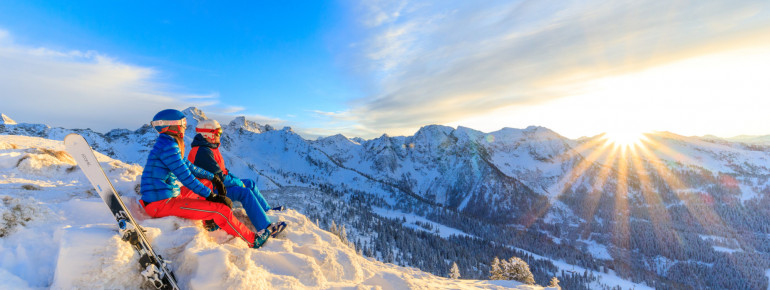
63, 133, 86, 146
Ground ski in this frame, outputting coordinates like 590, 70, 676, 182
64, 133, 180, 290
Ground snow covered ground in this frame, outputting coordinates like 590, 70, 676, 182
372, 206, 652, 290
0, 135, 549, 289
372, 207, 474, 239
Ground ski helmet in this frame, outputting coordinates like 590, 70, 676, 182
151, 109, 187, 135
196, 119, 222, 140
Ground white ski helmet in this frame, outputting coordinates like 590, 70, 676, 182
196, 119, 222, 140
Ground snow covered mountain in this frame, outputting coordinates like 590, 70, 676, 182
0, 114, 16, 125
0, 135, 539, 289
3, 108, 769, 289
725, 134, 770, 145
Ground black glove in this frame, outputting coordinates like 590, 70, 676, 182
211, 174, 227, 196
206, 193, 233, 209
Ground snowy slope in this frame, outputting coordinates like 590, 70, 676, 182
0, 135, 543, 289
726, 134, 770, 145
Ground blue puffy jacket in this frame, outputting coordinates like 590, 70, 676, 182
140, 134, 214, 203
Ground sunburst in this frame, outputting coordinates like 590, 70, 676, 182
533, 130, 734, 271
601, 130, 647, 147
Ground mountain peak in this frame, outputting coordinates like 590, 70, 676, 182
327, 133, 350, 141
1, 113, 17, 125
522, 126, 563, 139
182, 107, 208, 122
317, 133, 357, 145
227, 116, 262, 133
415, 125, 454, 137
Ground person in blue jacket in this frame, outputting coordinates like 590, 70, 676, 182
182, 119, 286, 237
139, 109, 270, 248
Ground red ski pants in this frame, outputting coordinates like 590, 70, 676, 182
142, 195, 256, 247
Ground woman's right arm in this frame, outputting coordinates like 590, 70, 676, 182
158, 144, 213, 197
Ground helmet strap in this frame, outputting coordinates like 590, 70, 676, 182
160, 125, 184, 138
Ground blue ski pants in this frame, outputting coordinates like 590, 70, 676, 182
226, 179, 272, 231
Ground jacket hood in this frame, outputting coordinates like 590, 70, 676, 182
191, 133, 220, 149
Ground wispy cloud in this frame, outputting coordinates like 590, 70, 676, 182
220, 105, 246, 114
338, 0, 770, 137
311, 110, 350, 118
0, 29, 225, 132
0, 29, 9, 43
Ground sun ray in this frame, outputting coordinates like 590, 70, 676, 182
538, 128, 750, 281
611, 144, 632, 273
542, 130, 742, 267
636, 141, 728, 234
523, 136, 619, 230
529, 135, 618, 230
551, 137, 615, 196
602, 130, 647, 148
628, 143, 683, 248
578, 145, 621, 237
638, 133, 699, 166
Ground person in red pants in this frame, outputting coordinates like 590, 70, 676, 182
181, 119, 287, 237
139, 109, 271, 248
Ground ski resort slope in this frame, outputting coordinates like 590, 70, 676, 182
0, 135, 545, 289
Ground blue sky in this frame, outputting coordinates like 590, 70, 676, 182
1, 1, 770, 139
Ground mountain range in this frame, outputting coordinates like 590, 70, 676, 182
2, 107, 768, 289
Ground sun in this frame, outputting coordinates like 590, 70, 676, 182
602, 130, 646, 147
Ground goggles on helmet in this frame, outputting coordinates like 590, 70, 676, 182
196, 127, 223, 136
151, 119, 187, 128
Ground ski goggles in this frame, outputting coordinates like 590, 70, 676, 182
151, 119, 187, 128
196, 127, 223, 136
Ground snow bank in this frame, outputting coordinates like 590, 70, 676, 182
53, 225, 143, 289
110, 209, 531, 289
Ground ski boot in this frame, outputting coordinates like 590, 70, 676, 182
252, 228, 271, 249
202, 219, 219, 232
267, 221, 287, 238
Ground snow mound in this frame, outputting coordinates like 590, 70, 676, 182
13, 148, 76, 177
168, 210, 366, 289
48, 209, 532, 289
53, 225, 144, 289
91, 209, 527, 289
0, 196, 53, 238
0, 135, 142, 195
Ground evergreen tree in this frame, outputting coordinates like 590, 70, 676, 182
330, 220, 338, 235
548, 277, 561, 289
503, 256, 535, 285
328, 220, 353, 249
449, 262, 461, 279
489, 256, 536, 285
489, 257, 504, 280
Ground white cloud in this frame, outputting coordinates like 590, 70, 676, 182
339, 0, 770, 138
220, 106, 246, 114
311, 110, 350, 118
358, 0, 410, 28
0, 29, 9, 43
0, 30, 223, 132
